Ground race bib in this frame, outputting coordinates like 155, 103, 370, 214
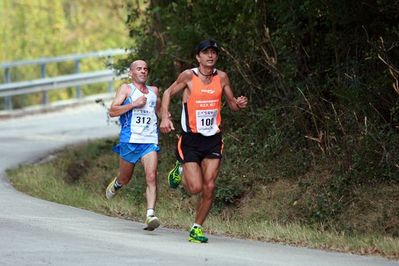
196, 109, 218, 134
131, 109, 152, 134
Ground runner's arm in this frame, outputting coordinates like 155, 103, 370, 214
160, 70, 191, 133
220, 72, 248, 111
109, 84, 146, 117
151, 86, 162, 117
161, 70, 191, 119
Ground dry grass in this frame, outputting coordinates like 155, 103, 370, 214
6, 139, 399, 260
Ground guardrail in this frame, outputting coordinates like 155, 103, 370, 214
0, 70, 118, 97
0, 49, 128, 111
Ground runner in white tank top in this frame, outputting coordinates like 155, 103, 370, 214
119, 83, 158, 144
106, 60, 161, 231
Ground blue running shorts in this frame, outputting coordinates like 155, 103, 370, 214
112, 143, 160, 164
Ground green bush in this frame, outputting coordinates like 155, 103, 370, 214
119, 0, 399, 236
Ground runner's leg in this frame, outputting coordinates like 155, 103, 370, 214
118, 157, 135, 185
182, 162, 203, 194
141, 151, 158, 209
195, 158, 220, 225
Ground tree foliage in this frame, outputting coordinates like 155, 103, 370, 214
0, 0, 132, 108
124, 0, 399, 235
0, 0, 130, 61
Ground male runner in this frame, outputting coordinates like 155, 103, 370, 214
106, 59, 161, 231
160, 40, 248, 242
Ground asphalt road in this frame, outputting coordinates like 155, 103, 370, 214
0, 103, 397, 266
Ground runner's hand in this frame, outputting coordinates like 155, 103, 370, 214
132, 95, 147, 108
160, 117, 175, 133
236, 96, 248, 109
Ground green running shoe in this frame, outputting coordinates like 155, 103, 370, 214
167, 161, 182, 189
189, 226, 208, 243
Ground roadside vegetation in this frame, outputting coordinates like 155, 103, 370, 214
0, 0, 131, 109
8, 137, 399, 259
119, 0, 399, 254
4, 0, 399, 260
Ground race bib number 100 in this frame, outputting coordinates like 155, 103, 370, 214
196, 109, 217, 133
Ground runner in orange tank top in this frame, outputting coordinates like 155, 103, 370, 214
183, 68, 222, 136
160, 40, 248, 243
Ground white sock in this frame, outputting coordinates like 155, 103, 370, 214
192, 223, 202, 229
178, 165, 183, 175
114, 180, 123, 189
146, 208, 155, 217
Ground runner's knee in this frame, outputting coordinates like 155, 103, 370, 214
146, 171, 157, 185
203, 182, 215, 198
186, 182, 202, 194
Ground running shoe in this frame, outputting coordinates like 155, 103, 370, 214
144, 215, 160, 231
189, 226, 208, 243
167, 161, 182, 188
105, 177, 120, 200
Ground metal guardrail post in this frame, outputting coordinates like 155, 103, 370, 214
0, 70, 120, 97
40, 64, 48, 105
75, 59, 81, 98
107, 56, 114, 93
4, 68, 12, 110
0, 49, 128, 111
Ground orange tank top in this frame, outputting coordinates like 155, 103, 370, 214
181, 68, 222, 136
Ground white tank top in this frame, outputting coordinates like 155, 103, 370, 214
118, 84, 158, 144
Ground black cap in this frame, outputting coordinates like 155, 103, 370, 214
196, 40, 219, 54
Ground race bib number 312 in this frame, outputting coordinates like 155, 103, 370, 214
132, 109, 152, 133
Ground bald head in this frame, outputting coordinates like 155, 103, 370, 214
129, 60, 149, 85
130, 60, 147, 71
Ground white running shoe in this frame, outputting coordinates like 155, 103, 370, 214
143, 215, 160, 231
105, 177, 120, 200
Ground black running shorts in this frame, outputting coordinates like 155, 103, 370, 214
176, 132, 223, 163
